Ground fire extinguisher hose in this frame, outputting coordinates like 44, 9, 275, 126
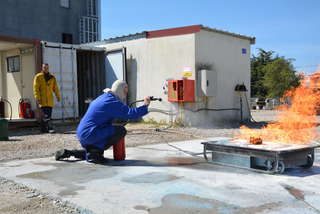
112, 97, 163, 126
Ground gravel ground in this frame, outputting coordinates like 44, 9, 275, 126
0, 110, 280, 162
0, 123, 197, 162
0, 177, 83, 214
0, 110, 305, 214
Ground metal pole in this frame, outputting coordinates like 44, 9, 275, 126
71, 48, 76, 120
240, 94, 243, 122
59, 45, 64, 121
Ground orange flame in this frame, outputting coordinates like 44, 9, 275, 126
236, 70, 320, 144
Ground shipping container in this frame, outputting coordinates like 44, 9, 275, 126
0, 34, 129, 121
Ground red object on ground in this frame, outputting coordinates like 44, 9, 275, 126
113, 138, 126, 161
19, 99, 34, 119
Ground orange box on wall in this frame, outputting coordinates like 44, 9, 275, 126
168, 79, 195, 102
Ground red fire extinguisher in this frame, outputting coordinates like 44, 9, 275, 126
19, 98, 34, 119
113, 138, 126, 161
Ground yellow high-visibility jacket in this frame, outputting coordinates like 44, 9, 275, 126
33, 72, 61, 107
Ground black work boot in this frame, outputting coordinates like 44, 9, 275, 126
86, 147, 109, 164
55, 149, 72, 161
40, 121, 49, 133
91, 156, 110, 164
48, 122, 55, 134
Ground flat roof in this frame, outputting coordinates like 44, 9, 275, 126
0, 35, 40, 51
0, 34, 40, 44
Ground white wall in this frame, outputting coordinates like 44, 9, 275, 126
21, 48, 36, 107
188, 29, 251, 126
99, 34, 196, 123
97, 31, 252, 127
0, 48, 36, 119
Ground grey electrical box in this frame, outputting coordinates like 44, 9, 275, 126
200, 69, 217, 96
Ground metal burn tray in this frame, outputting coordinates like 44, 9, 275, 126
202, 139, 319, 174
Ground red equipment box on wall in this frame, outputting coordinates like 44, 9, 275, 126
168, 79, 195, 102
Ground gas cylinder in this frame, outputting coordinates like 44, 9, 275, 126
113, 138, 126, 161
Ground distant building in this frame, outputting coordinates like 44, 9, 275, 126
0, 0, 101, 44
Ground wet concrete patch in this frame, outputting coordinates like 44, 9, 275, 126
135, 194, 224, 214
134, 205, 149, 211
282, 184, 305, 200
165, 157, 204, 166
0, 164, 22, 168
239, 202, 284, 214
18, 162, 117, 197
107, 156, 256, 176
109, 157, 204, 167
122, 172, 180, 184
136, 194, 283, 214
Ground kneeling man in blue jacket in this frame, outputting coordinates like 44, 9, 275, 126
55, 80, 150, 163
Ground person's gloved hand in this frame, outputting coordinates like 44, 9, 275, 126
144, 96, 151, 106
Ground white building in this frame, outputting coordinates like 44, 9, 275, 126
94, 25, 255, 127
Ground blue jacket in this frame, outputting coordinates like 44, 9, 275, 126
77, 93, 148, 149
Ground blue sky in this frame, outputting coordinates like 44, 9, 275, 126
101, 0, 320, 73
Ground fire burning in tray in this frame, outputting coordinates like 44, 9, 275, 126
249, 137, 263, 145
237, 68, 320, 144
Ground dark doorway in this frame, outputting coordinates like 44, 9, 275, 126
77, 50, 106, 116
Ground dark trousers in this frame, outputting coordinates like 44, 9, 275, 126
40, 107, 52, 133
70, 126, 127, 160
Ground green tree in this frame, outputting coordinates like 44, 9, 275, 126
251, 49, 300, 98
262, 58, 300, 98
251, 49, 275, 97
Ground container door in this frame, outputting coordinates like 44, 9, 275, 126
77, 50, 106, 117
42, 43, 79, 120
105, 48, 126, 88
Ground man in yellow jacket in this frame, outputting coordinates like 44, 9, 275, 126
33, 63, 61, 133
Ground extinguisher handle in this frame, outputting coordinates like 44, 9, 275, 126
150, 96, 162, 102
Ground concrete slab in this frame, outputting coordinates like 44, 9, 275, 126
1, 138, 320, 214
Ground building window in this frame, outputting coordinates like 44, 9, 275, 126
87, 0, 97, 16
62, 33, 73, 44
60, 0, 70, 8
7, 56, 20, 73
80, 16, 98, 43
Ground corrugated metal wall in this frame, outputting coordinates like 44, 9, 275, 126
43, 44, 79, 120
77, 50, 105, 116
